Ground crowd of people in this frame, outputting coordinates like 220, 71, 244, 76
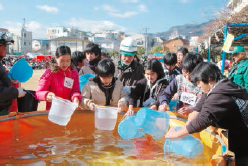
0, 32, 248, 164
2, 56, 50, 70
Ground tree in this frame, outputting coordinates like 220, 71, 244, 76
108, 49, 119, 57
150, 46, 163, 54
137, 46, 145, 58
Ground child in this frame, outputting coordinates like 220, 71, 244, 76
126, 59, 169, 116
35, 46, 81, 110
81, 59, 127, 112
159, 52, 203, 115
84, 42, 101, 73
176, 47, 188, 69
163, 52, 182, 83
71, 51, 93, 75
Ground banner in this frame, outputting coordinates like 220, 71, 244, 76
222, 33, 234, 52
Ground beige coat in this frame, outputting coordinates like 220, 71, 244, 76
78, 66, 94, 75
81, 79, 127, 109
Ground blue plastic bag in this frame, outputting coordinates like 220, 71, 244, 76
164, 126, 204, 157
79, 74, 95, 90
118, 116, 145, 140
135, 108, 170, 140
8, 58, 33, 83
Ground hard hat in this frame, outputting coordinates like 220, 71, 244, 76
120, 37, 137, 53
0, 32, 14, 46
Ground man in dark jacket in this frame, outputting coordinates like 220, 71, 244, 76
116, 37, 144, 88
0, 32, 26, 116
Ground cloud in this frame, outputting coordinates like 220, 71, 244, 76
121, 0, 139, 3
66, 18, 126, 32
94, 7, 99, 11
4, 21, 47, 39
0, 3, 3, 10
110, 11, 138, 18
102, 5, 118, 13
36, 5, 58, 13
138, 4, 148, 12
101, 4, 138, 18
179, 0, 189, 3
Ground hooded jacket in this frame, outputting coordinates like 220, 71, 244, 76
129, 77, 169, 107
187, 78, 248, 158
35, 68, 81, 110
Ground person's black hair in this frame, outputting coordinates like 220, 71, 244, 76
145, 58, 165, 80
96, 59, 115, 77
182, 52, 203, 73
55, 45, 71, 58
50, 46, 73, 72
191, 62, 223, 84
163, 52, 177, 65
84, 42, 101, 57
177, 47, 189, 56
71, 51, 86, 66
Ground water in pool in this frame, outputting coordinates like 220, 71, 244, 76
0, 111, 214, 165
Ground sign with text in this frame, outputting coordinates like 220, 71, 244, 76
222, 33, 234, 53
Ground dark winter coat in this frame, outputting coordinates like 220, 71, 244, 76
187, 78, 248, 158
129, 77, 169, 107
0, 63, 18, 111
116, 60, 144, 87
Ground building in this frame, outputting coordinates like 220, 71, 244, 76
21, 28, 32, 55
93, 38, 121, 52
90, 30, 125, 40
162, 37, 189, 53
47, 27, 88, 40
6, 28, 32, 55
50, 36, 88, 55
32, 39, 50, 55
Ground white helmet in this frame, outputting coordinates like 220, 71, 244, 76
0, 32, 14, 46
120, 37, 137, 53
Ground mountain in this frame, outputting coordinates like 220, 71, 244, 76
155, 21, 212, 40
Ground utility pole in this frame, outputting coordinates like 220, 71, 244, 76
143, 28, 149, 57
21, 18, 26, 54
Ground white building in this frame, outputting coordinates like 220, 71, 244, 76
7, 28, 32, 55
94, 38, 121, 52
32, 39, 50, 55
50, 36, 88, 55
47, 27, 88, 40
91, 30, 125, 40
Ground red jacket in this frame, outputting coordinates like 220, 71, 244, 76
35, 68, 81, 110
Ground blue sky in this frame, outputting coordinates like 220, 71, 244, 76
0, 0, 228, 39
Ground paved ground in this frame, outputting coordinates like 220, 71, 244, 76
21, 69, 46, 110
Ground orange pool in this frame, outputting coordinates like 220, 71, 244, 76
0, 111, 221, 165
